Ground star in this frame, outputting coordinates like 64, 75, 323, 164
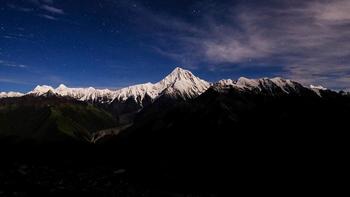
192, 9, 200, 15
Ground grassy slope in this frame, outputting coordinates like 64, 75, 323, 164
0, 96, 117, 144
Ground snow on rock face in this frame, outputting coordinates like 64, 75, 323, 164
215, 76, 319, 95
24, 67, 210, 103
236, 77, 261, 89
310, 85, 327, 90
235, 77, 300, 93
310, 85, 327, 97
114, 67, 210, 101
16, 67, 329, 102
114, 82, 158, 102
54, 84, 115, 102
270, 77, 296, 90
157, 67, 210, 98
0, 91, 24, 98
26, 84, 117, 102
29, 85, 55, 96
218, 79, 235, 86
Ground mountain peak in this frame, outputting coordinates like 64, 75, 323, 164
33, 85, 54, 92
236, 77, 260, 88
57, 84, 68, 89
173, 66, 187, 72
167, 67, 192, 77
157, 67, 210, 99
218, 79, 235, 86
113, 67, 210, 102
162, 67, 197, 84
27, 85, 55, 96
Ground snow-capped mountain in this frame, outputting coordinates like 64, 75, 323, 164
218, 77, 299, 91
217, 77, 325, 96
25, 67, 210, 104
310, 85, 328, 96
217, 79, 236, 86
157, 67, 210, 99
1, 67, 330, 102
29, 85, 55, 96
0, 91, 24, 98
110, 67, 210, 105
28, 84, 116, 102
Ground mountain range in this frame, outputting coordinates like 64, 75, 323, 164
1, 67, 348, 194
1, 67, 209, 102
0, 67, 332, 102
0, 67, 347, 145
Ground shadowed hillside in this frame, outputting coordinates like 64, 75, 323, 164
0, 94, 117, 144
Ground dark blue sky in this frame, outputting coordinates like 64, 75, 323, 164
1, 0, 350, 92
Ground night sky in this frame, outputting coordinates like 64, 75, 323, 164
1, 0, 350, 92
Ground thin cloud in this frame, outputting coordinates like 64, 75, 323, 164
0, 77, 30, 85
0, 60, 29, 68
41, 5, 64, 15
38, 14, 58, 20
7, 0, 65, 17
137, 0, 350, 89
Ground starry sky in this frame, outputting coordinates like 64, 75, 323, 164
1, 0, 350, 92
